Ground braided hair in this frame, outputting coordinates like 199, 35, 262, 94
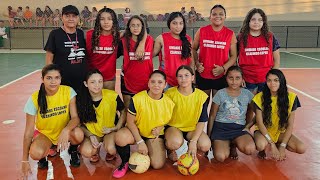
91, 8, 120, 52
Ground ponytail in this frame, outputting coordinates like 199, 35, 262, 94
180, 33, 191, 59
38, 83, 48, 114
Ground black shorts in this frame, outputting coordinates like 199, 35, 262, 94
210, 122, 250, 140
141, 135, 165, 141
165, 126, 189, 140
196, 71, 227, 91
121, 75, 135, 97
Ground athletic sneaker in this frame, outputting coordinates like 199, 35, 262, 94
38, 157, 48, 169
112, 162, 129, 178
69, 149, 80, 167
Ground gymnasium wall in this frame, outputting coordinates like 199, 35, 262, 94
1, 0, 320, 21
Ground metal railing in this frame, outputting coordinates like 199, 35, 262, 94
1, 26, 320, 49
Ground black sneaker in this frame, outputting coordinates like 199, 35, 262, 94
69, 150, 80, 167
38, 157, 48, 169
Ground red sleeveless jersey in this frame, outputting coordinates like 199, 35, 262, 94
86, 29, 118, 81
199, 25, 233, 79
158, 32, 192, 86
238, 33, 274, 83
122, 35, 154, 94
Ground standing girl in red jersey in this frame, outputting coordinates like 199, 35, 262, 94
153, 12, 192, 89
120, 15, 154, 109
238, 8, 280, 95
192, 4, 237, 98
86, 8, 146, 90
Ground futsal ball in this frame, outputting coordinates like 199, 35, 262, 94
177, 153, 199, 176
128, 152, 150, 174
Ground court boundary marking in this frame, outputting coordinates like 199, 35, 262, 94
287, 85, 320, 103
0, 70, 40, 89
284, 51, 320, 62
1, 69, 320, 103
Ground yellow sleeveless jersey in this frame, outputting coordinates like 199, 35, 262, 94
253, 92, 297, 142
31, 85, 71, 145
165, 87, 208, 132
85, 89, 118, 137
129, 90, 175, 138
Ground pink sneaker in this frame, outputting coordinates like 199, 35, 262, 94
112, 162, 129, 178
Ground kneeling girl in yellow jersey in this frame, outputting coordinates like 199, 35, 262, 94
115, 70, 175, 177
76, 69, 128, 178
165, 65, 211, 161
21, 64, 84, 178
253, 69, 306, 161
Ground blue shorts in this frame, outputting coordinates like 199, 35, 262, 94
245, 82, 265, 93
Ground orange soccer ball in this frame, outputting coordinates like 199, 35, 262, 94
177, 153, 199, 176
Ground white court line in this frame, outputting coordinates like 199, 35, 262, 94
284, 51, 320, 62
0, 69, 40, 89
288, 85, 320, 103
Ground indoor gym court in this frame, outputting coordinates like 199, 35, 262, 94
0, 50, 319, 179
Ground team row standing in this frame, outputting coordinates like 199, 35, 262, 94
22, 4, 305, 179
43, 4, 280, 98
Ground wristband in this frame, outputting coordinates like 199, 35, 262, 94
280, 143, 287, 148
264, 134, 274, 144
21, 161, 29, 163
136, 139, 144, 145
264, 134, 271, 141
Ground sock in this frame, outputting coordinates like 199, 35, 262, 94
116, 144, 130, 165
69, 144, 78, 152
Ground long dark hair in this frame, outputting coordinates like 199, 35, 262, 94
91, 8, 120, 52
239, 8, 270, 47
124, 15, 145, 53
38, 64, 62, 115
76, 69, 104, 124
167, 12, 191, 60
262, 69, 289, 130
